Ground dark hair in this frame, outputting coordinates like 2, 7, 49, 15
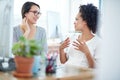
21, 1, 40, 19
79, 4, 99, 33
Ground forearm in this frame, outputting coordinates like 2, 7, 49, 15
59, 49, 67, 64
20, 24, 31, 39
85, 52, 95, 68
59, 37, 70, 64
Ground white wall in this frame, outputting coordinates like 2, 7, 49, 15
96, 0, 120, 80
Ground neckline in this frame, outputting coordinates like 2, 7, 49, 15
78, 34, 95, 43
86, 36, 95, 44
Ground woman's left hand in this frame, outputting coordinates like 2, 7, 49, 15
72, 39, 90, 54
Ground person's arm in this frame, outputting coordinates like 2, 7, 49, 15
59, 48, 67, 64
20, 17, 30, 39
59, 37, 70, 64
94, 38, 101, 68
87, 38, 101, 68
84, 51, 95, 68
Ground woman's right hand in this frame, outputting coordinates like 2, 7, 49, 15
59, 37, 70, 51
21, 17, 30, 33
59, 37, 70, 63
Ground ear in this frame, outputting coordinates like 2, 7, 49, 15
83, 20, 87, 26
24, 13, 28, 17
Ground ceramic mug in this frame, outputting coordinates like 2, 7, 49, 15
32, 56, 41, 74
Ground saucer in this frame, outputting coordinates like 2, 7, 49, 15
12, 71, 33, 78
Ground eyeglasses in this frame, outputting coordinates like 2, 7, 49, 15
29, 11, 41, 16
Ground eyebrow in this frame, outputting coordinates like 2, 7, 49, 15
29, 10, 40, 11
75, 17, 79, 20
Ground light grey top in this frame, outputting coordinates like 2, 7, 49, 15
13, 25, 48, 54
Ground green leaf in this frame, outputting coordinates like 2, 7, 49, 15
12, 36, 43, 58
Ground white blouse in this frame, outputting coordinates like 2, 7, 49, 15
64, 33, 101, 67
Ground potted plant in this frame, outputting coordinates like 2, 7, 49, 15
12, 36, 43, 78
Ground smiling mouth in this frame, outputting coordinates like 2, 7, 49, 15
34, 18, 38, 21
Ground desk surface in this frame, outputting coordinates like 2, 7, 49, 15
0, 66, 94, 80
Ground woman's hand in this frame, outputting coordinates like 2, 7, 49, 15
59, 37, 70, 51
73, 39, 95, 68
21, 17, 30, 33
59, 37, 70, 63
20, 17, 30, 39
72, 39, 90, 54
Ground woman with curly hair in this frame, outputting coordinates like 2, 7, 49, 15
59, 4, 101, 68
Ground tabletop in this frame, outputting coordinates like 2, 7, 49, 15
0, 65, 94, 80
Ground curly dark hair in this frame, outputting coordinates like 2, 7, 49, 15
79, 4, 98, 33
21, 1, 40, 19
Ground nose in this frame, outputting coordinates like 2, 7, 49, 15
74, 21, 76, 25
35, 14, 40, 19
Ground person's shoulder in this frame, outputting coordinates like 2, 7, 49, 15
93, 34, 102, 46
13, 25, 20, 31
94, 35, 102, 41
36, 26, 45, 32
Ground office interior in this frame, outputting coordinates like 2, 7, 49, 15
1, 0, 120, 80
0, 0, 100, 57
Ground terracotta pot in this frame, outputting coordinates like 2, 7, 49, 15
13, 56, 34, 77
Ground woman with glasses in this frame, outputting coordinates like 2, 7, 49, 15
13, 1, 47, 52
13, 1, 48, 74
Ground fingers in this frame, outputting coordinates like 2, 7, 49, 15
21, 17, 30, 33
23, 17, 29, 24
25, 18, 29, 25
61, 37, 70, 44
60, 37, 70, 50
72, 41, 79, 46
23, 17, 26, 23
22, 18, 27, 27
76, 39, 83, 45
22, 17, 29, 27
63, 38, 70, 47
72, 39, 82, 47
64, 37, 70, 45
72, 41, 80, 50
65, 37, 69, 41
23, 17, 28, 25
72, 39, 86, 50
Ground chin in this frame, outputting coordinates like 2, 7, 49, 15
75, 29, 78, 31
75, 29, 81, 32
